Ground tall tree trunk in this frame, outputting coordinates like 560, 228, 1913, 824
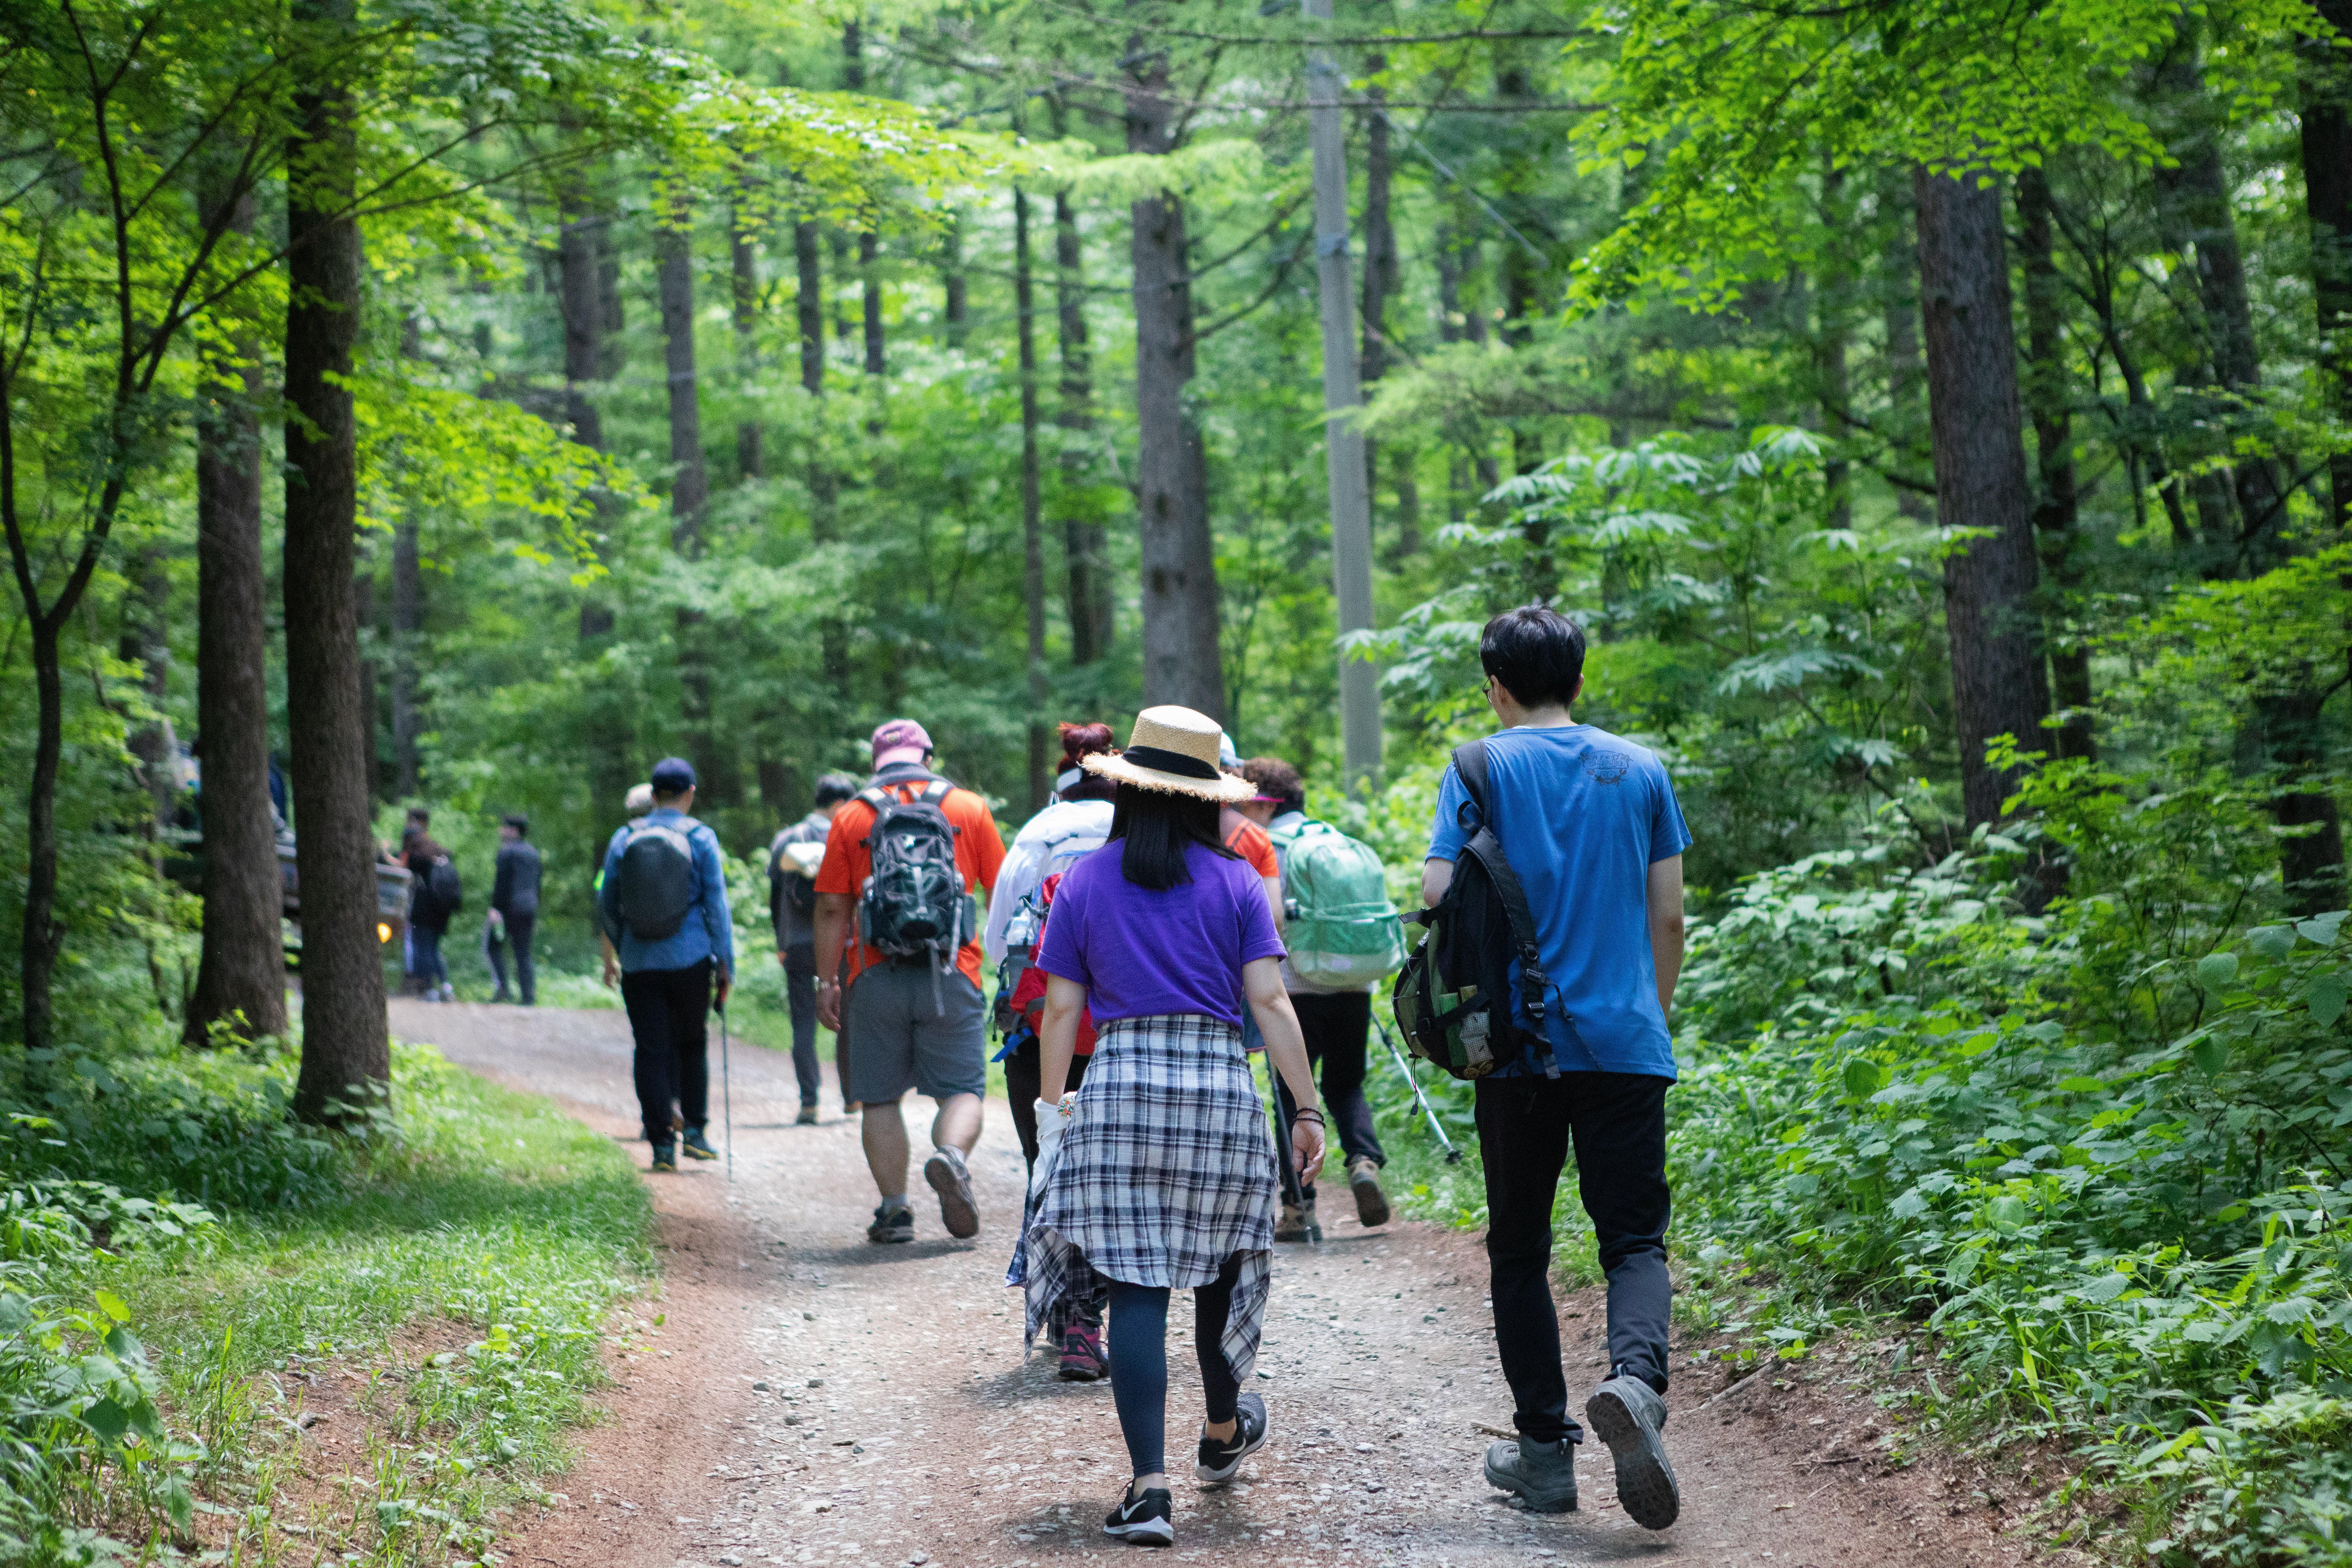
2017, 166, 2094, 763
557, 178, 605, 449
389, 516, 424, 797
2303, 0, 2352, 532
732, 201, 763, 480
1054, 190, 1112, 665
942, 213, 969, 350
658, 203, 723, 805
1878, 168, 1933, 523
284, 0, 389, 1121
1127, 38, 1225, 718
1017, 188, 1051, 814
1913, 166, 2049, 827
1816, 163, 1854, 531
1360, 68, 1405, 548
796, 217, 850, 686
186, 169, 286, 1046
117, 543, 173, 826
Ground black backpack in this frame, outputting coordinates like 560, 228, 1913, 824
1391, 739, 1562, 1080
613, 816, 700, 941
856, 779, 973, 996
427, 856, 463, 917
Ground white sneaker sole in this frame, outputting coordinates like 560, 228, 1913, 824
1195, 1393, 1269, 1483
1104, 1512, 1174, 1546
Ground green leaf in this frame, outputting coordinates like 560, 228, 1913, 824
2056, 1076, 2106, 1093
2248, 925, 2297, 960
2191, 1037, 2229, 1079
2296, 912, 2348, 946
80, 1398, 130, 1444
1889, 1188, 1928, 1219
1841, 1059, 1882, 1096
2194, 952, 2240, 989
2309, 974, 2348, 1028
93, 1289, 128, 1325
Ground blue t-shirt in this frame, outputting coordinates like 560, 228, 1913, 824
1424, 725, 1692, 1079
598, 809, 736, 978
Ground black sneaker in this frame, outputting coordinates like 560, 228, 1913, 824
1102, 1485, 1174, 1546
1586, 1374, 1679, 1530
681, 1127, 718, 1161
866, 1202, 914, 1244
1194, 1391, 1268, 1483
649, 1145, 677, 1173
795, 1105, 820, 1126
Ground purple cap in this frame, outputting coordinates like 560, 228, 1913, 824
870, 719, 934, 767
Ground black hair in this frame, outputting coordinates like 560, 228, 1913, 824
502, 814, 528, 835
1480, 604, 1587, 709
1239, 756, 1305, 814
813, 772, 861, 807
1108, 783, 1235, 891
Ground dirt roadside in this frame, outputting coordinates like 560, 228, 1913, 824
392, 999, 2080, 1568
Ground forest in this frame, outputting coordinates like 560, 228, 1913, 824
3, 0, 2351, 1562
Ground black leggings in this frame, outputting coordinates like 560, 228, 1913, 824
1105, 1255, 1244, 1478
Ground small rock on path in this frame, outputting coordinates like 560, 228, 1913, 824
395, 999, 2046, 1568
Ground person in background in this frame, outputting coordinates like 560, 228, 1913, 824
400, 805, 432, 991
404, 832, 458, 1002
1013, 705, 1325, 1549
600, 782, 656, 990
813, 720, 1004, 1245
986, 720, 1119, 1380
1238, 755, 1391, 1237
600, 759, 734, 1172
769, 772, 862, 1125
1215, 731, 1283, 934
487, 814, 541, 1006
1422, 605, 1690, 1530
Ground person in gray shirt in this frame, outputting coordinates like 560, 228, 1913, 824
769, 773, 861, 1122
488, 814, 541, 1005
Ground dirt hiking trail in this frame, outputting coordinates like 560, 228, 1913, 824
392, 999, 2069, 1568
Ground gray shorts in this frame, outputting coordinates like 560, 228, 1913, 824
842, 963, 988, 1105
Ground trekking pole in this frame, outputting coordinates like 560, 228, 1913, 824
1373, 1015, 1463, 1165
716, 990, 734, 1184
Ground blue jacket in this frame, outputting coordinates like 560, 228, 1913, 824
598, 809, 735, 977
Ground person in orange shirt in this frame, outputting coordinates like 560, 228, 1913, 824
814, 720, 1007, 1245
1217, 729, 1284, 938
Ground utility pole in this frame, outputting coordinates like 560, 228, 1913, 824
1304, 0, 1381, 790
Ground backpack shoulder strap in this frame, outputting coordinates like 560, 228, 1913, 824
1448, 740, 1561, 1074
919, 778, 954, 806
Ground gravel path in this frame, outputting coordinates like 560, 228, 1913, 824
394, 999, 2052, 1568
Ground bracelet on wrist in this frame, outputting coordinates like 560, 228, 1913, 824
1291, 1108, 1325, 1125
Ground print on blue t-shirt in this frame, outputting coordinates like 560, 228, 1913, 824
1424, 725, 1692, 1080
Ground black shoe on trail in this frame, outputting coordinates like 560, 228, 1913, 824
649, 1145, 677, 1173
1103, 1485, 1174, 1547
1483, 1434, 1576, 1513
1586, 1374, 1679, 1530
867, 1202, 914, 1244
681, 1127, 718, 1161
1195, 1391, 1269, 1483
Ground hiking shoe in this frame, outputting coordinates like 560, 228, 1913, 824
796, 1105, 820, 1126
1195, 1391, 1268, 1483
1348, 1156, 1390, 1227
1586, 1375, 1679, 1530
1274, 1197, 1320, 1243
681, 1128, 718, 1161
490, 987, 512, 1004
866, 1202, 914, 1244
649, 1145, 678, 1173
924, 1145, 980, 1239
1484, 1434, 1576, 1514
1059, 1322, 1109, 1382
1103, 1485, 1174, 1546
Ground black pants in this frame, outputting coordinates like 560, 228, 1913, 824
1272, 990, 1386, 1200
1002, 1036, 1095, 1164
622, 961, 713, 1146
1476, 1070, 1673, 1444
784, 946, 820, 1108
488, 911, 536, 1004
411, 924, 448, 989
1106, 1254, 1244, 1478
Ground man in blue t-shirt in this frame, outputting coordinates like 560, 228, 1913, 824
1422, 605, 1689, 1530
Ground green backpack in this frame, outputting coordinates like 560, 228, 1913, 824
1268, 816, 1407, 992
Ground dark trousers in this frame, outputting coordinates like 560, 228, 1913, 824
1476, 1071, 1673, 1444
1106, 1254, 1244, 1478
622, 961, 713, 1146
784, 947, 820, 1108
1005, 1037, 1105, 1335
411, 925, 448, 989
1273, 990, 1386, 1200
488, 911, 536, 1004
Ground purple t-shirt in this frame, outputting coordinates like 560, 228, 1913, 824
1035, 840, 1286, 1027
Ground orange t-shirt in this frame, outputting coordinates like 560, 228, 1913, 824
1221, 810, 1279, 878
815, 778, 1006, 989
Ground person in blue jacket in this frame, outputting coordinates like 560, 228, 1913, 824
599, 757, 735, 1171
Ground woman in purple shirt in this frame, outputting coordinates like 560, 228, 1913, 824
1013, 706, 1326, 1548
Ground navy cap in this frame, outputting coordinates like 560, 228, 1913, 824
649, 757, 697, 793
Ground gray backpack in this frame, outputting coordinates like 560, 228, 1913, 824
614, 817, 700, 941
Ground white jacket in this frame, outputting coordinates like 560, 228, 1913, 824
982, 798, 1115, 962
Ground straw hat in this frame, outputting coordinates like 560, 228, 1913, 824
1083, 706, 1256, 802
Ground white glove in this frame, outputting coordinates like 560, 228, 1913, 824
1030, 1096, 1073, 1201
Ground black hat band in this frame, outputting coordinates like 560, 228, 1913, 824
1120, 745, 1221, 780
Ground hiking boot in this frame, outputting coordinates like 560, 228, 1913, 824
795, 1105, 820, 1126
649, 1144, 678, 1173
1348, 1156, 1390, 1227
1483, 1434, 1576, 1514
866, 1201, 914, 1244
681, 1127, 718, 1161
1586, 1374, 1679, 1530
1274, 1197, 1320, 1243
1059, 1322, 1109, 1382
1103, 1484, 1174, 1547
924, 1145, 980, 1239
1195, 1391, 1269, 1484
490, 987, 512, 1004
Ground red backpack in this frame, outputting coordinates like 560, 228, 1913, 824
1007, 873, 1097, 1055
